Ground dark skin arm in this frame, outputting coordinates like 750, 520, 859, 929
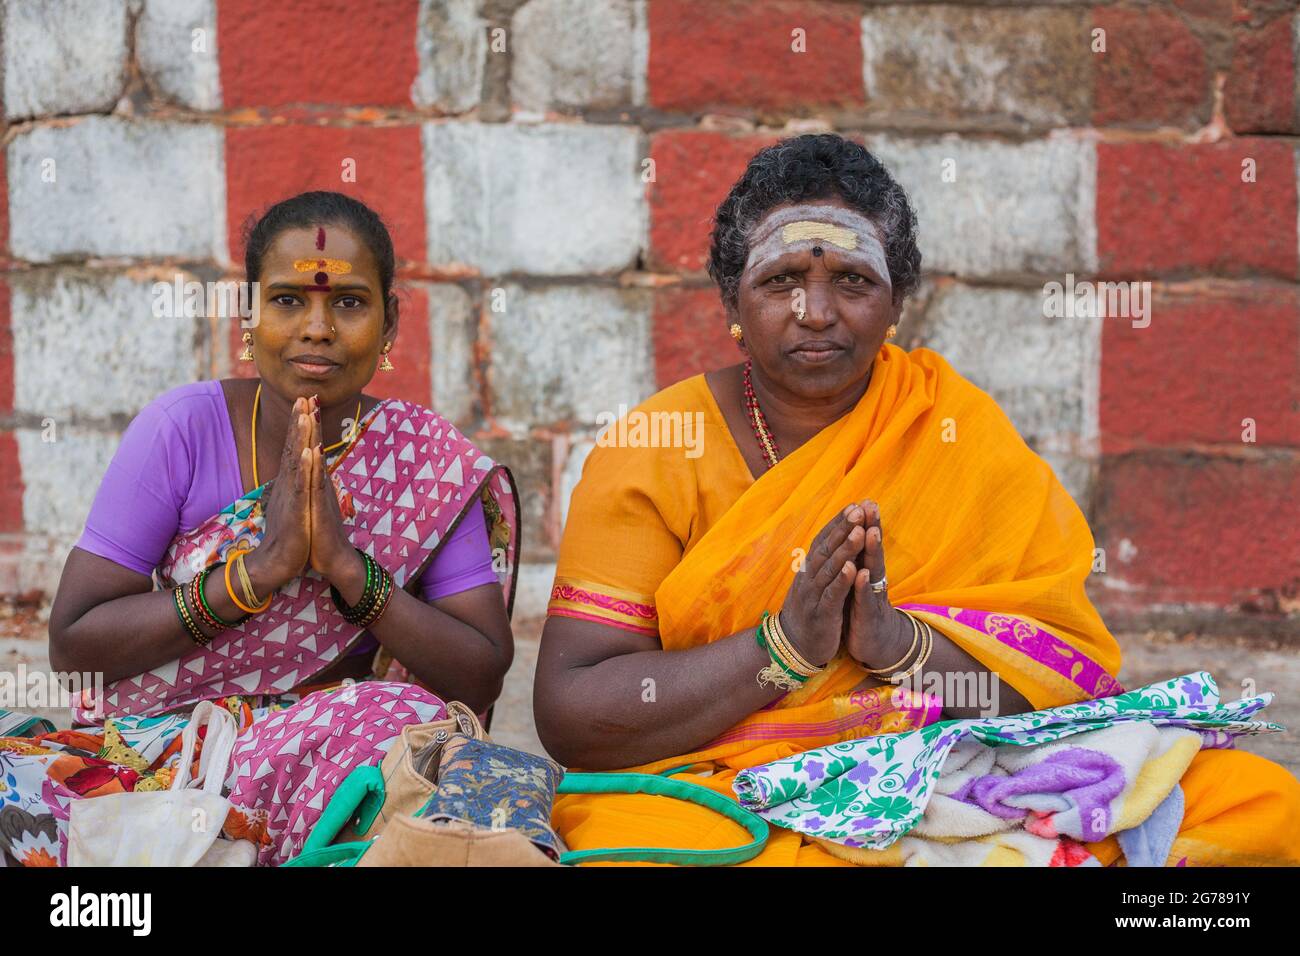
534, 505, 868, 769
533, 619, 786, 770
48, 399, 319, 682
50, 396, 513, 714
48, 552, 512, 714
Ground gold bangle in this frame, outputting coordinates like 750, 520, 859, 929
890, 618, 934, 684
226, 548, 272, 615
234, 550, 270, 611
764, 622, 815, 680
863, 611, 920, 676
764, 612, 821, 677
771, 611, 823, 674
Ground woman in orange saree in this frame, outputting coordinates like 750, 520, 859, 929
533, 134, 1300, 866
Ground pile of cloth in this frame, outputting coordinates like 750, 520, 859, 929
733, 672, 1280, 866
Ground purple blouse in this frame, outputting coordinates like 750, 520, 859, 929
75, 381, 499, 655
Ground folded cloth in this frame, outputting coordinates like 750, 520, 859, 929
895, 829, 1100, 867
1118, 784, 1184, 868
883, 724, 1198, 866
733, 672, 1278, 859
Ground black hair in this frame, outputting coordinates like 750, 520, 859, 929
707, 134, 922, 309
243, 191, 397, 305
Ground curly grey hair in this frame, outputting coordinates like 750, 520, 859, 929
707, 134, 922, 310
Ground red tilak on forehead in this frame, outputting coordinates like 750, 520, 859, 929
316, 227, 326, 250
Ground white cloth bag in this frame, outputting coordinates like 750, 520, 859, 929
68, 701, 256, 867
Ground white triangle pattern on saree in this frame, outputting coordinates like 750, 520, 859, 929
97, 399, 497, 717
224, 681, 441, 861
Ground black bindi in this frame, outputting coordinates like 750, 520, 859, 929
812, 245, 823, 257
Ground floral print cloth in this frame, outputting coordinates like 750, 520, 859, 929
0, 681, 446, 867
732, 672, 1281, 850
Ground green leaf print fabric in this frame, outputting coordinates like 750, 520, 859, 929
731, 673, 1280, 849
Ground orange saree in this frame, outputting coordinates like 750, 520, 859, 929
548, 343, 1300, 865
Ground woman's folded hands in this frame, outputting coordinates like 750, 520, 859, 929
244, 395, 361, 598
779, 499, 911, 671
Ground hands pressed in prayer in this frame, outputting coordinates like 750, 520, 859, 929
779, 502, 872, 666
304, 395, 359, 584
247, 396, 315, 591
781, 498, 910, 671
247, 394, 361, 596
843, 499, 912, 668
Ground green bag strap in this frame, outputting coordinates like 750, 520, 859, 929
291, 764, 386, 861
555, 771, 769, 866
281, 840, 371, 868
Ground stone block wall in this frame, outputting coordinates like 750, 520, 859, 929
0, 0, 1295, 632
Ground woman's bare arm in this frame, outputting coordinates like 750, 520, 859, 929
47, 545, 286, 682
534, 505, 870, 769
533, 615, 785, 769
329, 553, 514, 714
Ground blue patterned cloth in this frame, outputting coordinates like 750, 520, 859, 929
415, 735, 566, 860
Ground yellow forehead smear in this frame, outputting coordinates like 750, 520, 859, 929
293, 258, 353, 275
781, 221, 858, 250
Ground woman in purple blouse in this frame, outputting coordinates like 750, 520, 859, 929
0, 192, 520, 866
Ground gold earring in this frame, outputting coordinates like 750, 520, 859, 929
886, 324, 897, 340
729, 323, 743, 344
240, 331, 254, 361
379, 341, 395, 371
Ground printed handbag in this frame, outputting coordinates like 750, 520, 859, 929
340, 700, 485, 842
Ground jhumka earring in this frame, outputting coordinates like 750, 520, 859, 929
379, 341, 395, 371
240, 331, 254, 361
729, 324, 744, 344
886, 324, 898, 340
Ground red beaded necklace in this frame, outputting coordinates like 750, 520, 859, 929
743, 359, 780, 470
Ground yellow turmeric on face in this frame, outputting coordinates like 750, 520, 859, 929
780, 221, 858, 250
292, 258, 353, 275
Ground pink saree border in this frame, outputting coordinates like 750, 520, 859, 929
897, 603, 1125, 700
703, 686, 942, 749
547, 580, 659, 637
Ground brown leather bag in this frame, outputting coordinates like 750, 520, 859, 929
341, 700, 485, 842
358, 816, 559, 867
332, 701, 562, 865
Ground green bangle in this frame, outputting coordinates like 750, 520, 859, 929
196, 567, 242, 628
331, 550, 395, 626
357, 552, 381, 616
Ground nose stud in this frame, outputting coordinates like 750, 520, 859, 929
794, 308, 807, 324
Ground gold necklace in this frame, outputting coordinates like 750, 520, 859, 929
251, 382, 361, 488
